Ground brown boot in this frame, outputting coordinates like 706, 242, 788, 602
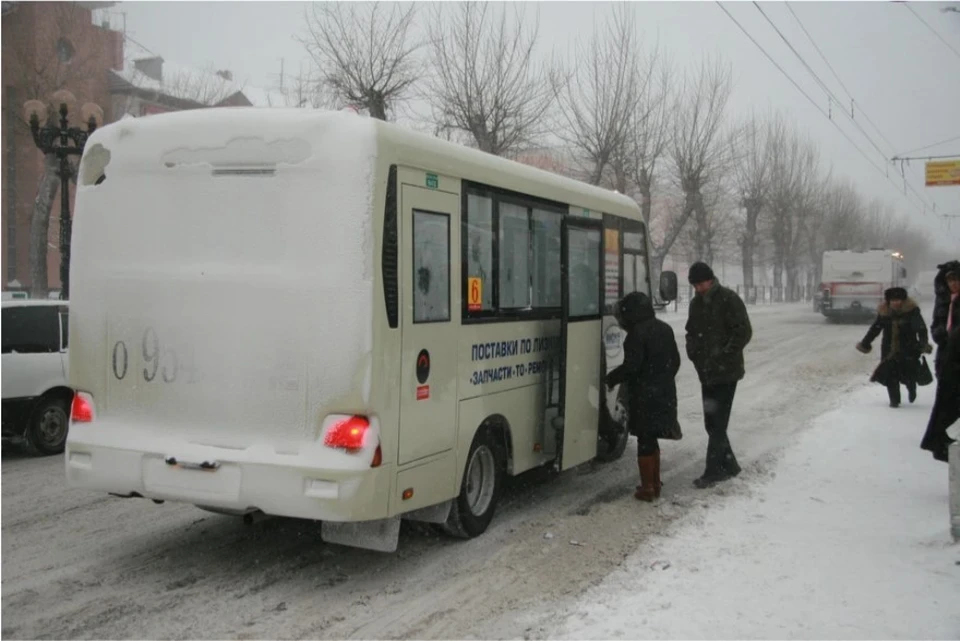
636, 452, 664, 498
634, 455, 658, 502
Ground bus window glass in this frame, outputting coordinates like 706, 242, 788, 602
634, 254, 648, 294
568, 228, 601, 316
624, 231, 644, 251
413, 211, 450, 323
532, 208, 561, 308
499, 202, 531, 309
465, 194, 494, 311
624, 254, 637, 294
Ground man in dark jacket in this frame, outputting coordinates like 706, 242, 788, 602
605, 292, 682, 501
921, 324, 960, 462
930, 261, 960, 378
856, 287, 932, 407
684, 262, 753, 489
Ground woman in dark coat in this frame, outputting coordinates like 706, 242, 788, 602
930, 260, 960, 378
605, 292, 681, 501
856, 287, 933, 407
921, 324, 960, 462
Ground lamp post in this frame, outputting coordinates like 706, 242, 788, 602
23, 90, 103, 300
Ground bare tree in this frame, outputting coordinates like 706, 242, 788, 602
670, 56, 734, 265
425, 2, 554, 156
162, 66, 242, 106
553, 3, 642, 186
3, 2, 109, 296
730, 111, 774, 289
627, 55, 673, 226
820, 179, 865, 251
765, 122, 819, 296
301, 1, 420, 120
677, 177, 738, 268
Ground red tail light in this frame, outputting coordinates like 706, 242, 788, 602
71, 392, 94, 423
371, 445, 383, 468
323, 416, 370, 452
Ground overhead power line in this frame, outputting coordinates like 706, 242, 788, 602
784, 3, 899, 155
743, 2, 937, 215
715, 4, 894, 197
772, 1, 936, 210
718, 3, 933, 217
890, 153, 960, 161
895, 134, 960, 157
904, 2, 960, 63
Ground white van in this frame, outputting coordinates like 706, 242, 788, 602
1, 300, 72, 454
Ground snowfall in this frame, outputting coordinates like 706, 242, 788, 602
547, 384, 960, 640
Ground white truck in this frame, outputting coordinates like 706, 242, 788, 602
819, 249, 907, 322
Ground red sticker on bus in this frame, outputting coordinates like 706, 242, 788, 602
416, 385, 430, 400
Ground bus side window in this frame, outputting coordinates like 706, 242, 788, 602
413, 210, 451, 323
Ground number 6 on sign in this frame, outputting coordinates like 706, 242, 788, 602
468, 277, 482, 311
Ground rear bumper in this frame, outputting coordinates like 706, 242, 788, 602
65, 428, 391, 522
821, 297, 879, 316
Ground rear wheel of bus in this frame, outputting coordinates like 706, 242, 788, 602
442, 426, 505, 539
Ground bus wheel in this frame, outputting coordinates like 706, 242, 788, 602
595, 425, 629, 462
595, 401, 629, 463
441, 427, 504, 539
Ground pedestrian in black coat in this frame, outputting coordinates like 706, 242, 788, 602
856, 287, 933, 407
605, 291, 682, 502
684, 262, 753, 489
921, 324, 960, 462
930, 261, 960, 377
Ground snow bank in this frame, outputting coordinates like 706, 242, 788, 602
550, 384, 959, 640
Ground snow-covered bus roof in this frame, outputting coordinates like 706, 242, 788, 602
80, 108, 642, 223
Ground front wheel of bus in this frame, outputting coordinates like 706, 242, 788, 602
442, 427, 505, 539
595, 405, 629, 462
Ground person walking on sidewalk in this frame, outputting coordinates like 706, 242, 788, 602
685, 262, 753, 489
921, 324, 960, 462
605, 292, 682, 501
930, 261, 960, 378
856, 287, 933, 407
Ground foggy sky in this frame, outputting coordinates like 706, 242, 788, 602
112, 1, 960, 253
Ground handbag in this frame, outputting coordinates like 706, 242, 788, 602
916, 356, 933, 386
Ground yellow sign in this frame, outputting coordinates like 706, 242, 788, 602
605, 228, 619, 253
925, 159, 960, 187
467, 277, 483, 311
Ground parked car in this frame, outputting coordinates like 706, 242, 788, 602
1, 300, 72, 455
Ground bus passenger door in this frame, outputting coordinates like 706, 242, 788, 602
398, 184, 460, 466
558, 217, 604, 471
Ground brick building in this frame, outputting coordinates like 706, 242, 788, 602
1, 2, 269, 296
2, 1, 122, 295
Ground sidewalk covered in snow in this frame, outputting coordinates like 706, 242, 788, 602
548, 385, 959, 640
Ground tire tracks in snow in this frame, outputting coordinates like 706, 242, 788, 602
1, 305, 876, 639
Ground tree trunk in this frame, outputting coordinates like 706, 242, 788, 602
740, 203, 760, 289
741, 236, 755, 290
638, 168, 652, 225
367, 91, 388, 121
29, 153, 60, 298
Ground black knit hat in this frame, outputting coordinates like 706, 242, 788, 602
688, 261, 716, 285
884, 287, 908, 302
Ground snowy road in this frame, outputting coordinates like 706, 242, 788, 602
2, 303, 891, 639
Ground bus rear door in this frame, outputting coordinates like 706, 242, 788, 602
557, 217, 604, 471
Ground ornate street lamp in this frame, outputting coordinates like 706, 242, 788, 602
23, 90, 103, 300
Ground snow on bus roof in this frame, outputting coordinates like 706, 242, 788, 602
84, 108, 640, 217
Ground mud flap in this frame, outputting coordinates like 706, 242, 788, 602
403, 500, 452, 525
321, 516, 401, 553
